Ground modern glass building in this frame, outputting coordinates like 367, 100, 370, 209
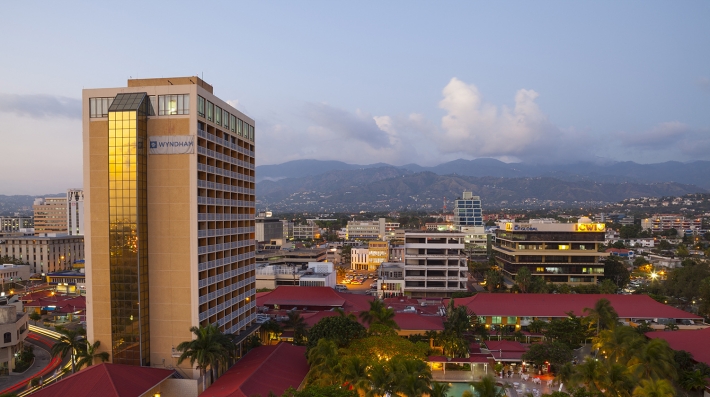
453, 192, 483, 227
83, 77, 257, 376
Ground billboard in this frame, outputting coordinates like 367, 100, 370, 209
149, 135, 195, 154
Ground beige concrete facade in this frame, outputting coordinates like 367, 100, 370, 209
83, 77, 256, 377
0, 236, 84, 274
33, 197, 67, 235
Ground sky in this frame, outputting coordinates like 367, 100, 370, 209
0, 1, 709, 194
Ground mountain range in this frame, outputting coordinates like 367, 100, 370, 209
256, 161, 708, 212
256, 158, 710, 188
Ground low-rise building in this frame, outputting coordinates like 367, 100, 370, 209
0, 300, 29, 373
346, 218, 386, 240
255, 261, 335, 289
0, 217, 33, 233
641, 215, 702, 233
255, 215, 283, 243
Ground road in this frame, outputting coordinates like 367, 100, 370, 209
337, 270, 376, 295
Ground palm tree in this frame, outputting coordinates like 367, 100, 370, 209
429, 382, 451, 397
680, 369, 708, 394
392, 357, 432, 397
573, 357, 605, 393
469, 375, 507, 397
366, 361, 395, 397
50, 326, 86, 374
583, 298, 619, 336
176, 325, 234, 390
554, 362, 575, 388
515, 266, 532, 293
334, 307, 357, 321
629, 338, 677, 381
74, 340, 110, 370
284, 311, 308, 345
339, 356, 370, 394
260, 319, 283, 345
631, 378, 675, 397
360, 299, 400, 332
485, 269, 503, 292
305, 339, 342, 387
599, 362, 634, 397
593, 326, 644, 365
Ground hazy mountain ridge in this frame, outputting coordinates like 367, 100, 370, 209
256, 166, 706, 212
256, 159, 710, 188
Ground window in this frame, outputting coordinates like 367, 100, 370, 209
223, 110, 230, 130
507, 316, 517, 325
237, 119, 242, 136
89, 97, 114, 118
207, 101, 214, 121
3, 332, 10, 343
148, 96, 157, 116
491, 316, 502, 324
230, 115, 236, 133
215, 106, 222, 125
198, 96, 205, 117
158, 94, 190, 115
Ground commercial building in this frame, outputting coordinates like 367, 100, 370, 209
255, 262, 336, 289
83, 77, 257, 374
255, 215, 283, 243
0, 264, 31, 292
292, 222, 319, 240
0, 235, 84, 274
67, 189, 85, 236
0, 217, 33, 233
493, 219, 608, 284
346, 218, 386, 240
454, 192, 483, 228
403, 231, 468, 297
33, 197, 67, 235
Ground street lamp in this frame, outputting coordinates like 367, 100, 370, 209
650, 271, 658, 280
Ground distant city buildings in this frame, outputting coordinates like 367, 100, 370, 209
255, 213, 283, 243
454, 192, 483, 227
346, 218, 386, 240
0, 235, 84, 274
66, 189, 84, 236
0, 217, 33, 233
33, 196, 67, 235
641, 214, 702, 234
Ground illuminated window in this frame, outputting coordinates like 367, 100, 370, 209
492, 316, 502, 324
158, 94, 190, 115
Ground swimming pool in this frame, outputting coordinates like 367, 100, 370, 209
441, 382, 507, 397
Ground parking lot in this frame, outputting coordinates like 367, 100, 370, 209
337, 270, 377, 295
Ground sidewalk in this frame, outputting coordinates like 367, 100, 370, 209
0, 339, 52, 391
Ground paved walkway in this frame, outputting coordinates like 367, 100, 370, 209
0, 339, 52, 391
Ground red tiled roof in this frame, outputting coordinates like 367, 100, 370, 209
201, 343, 309, 397
259, 286, 346, 308
30, 363, 174, 397
301, 311, 340, 328
393, 313, 444, 331
428, 355, 491, 363
646, 327, 710, 367
337, 292, 374, 312
20, 290, 53, 302
484, 340, 529, 352
606, 248, 632, 254
454, 294, 701, 320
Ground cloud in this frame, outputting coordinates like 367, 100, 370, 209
0, 93, 81, 119
620, 121, 710, 158
435, 78, 582, 162
304, 103, 393, 149
698, 77, 710, 93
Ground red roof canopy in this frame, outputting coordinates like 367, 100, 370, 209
646, 327, 710, 367
258, 286, 346, 308
201, 343, 309, 397
393, 313, 444, 331
29, 363, 174, 397
484, 340, 529, 352
454, 294, 701, 320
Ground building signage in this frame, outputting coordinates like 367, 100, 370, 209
505, 223, 538, 231
149, 135, 195, 154
575, 223, 606, 232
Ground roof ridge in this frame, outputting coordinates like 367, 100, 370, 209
103, 363, 122, 396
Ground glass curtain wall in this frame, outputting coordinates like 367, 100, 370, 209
107, 93, 150, 366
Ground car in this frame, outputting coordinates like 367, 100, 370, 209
341, 279, 350, 284
350, 280, 361, 285
335, 284, 349, 292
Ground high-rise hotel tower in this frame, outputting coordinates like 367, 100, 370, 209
82, 77, 257, 370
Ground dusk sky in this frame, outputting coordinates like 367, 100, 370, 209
1, 1, 709, 194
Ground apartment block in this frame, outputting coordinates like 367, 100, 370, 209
83, 77, 256, 375
0, 235, 84, 274
346, 218, 385, 240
